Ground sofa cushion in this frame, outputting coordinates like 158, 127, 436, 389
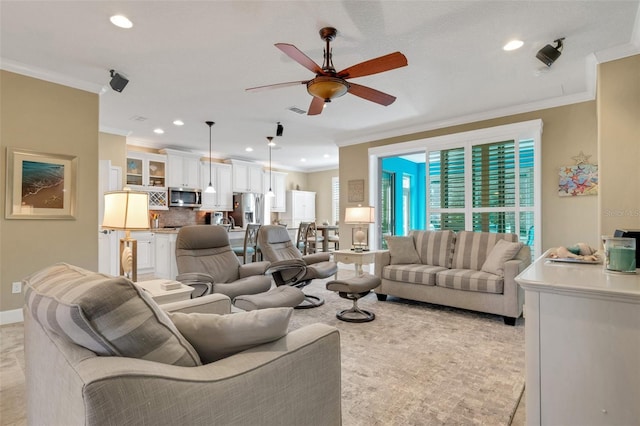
382, 264, 446, 286
411, 230, 456, 268
481, 239, 524, 276
23, 263, 201, 366
436, 269, 504, 294
168, 307, 292, 363
451, 231, 519, 270
385, 236, 420, 264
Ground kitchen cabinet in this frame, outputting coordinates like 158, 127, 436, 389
227, 159, 263, 193
130, 231, 155, 275
280, 190, 316, 229
161, 149, 201, 189
126, 152, 167, 189
154, 232, 178, 280
264, 171, 288, 212
200, 161, 233, 211
126, 152, 168, 210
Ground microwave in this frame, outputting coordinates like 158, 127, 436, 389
168, 187, 202, 207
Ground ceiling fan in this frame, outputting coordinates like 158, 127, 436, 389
246, 27, 408, 115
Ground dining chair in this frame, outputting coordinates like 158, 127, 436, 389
233, 223, 261, 264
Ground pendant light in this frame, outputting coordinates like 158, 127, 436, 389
204, 121, 216, 193
266, 136, 275, 198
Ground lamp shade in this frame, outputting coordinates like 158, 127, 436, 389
344, 206, 375, 224
102, 189, 150, 230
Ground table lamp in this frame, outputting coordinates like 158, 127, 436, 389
102, 188, 150, 282
345, 206, 375, 252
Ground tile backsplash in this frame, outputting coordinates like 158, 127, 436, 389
153, 208, 207, 228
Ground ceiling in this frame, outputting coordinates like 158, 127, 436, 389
2, 1, 639, 172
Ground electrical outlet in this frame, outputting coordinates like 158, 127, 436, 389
12, 281, 22, 294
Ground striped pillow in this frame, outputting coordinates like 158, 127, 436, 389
24, 263, 201, 366
411, 230, 456, 268
451, 231, 519, 270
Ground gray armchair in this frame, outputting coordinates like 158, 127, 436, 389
175, 225, 271, 300
258, 225, 338, 308
23, 263, 342, 426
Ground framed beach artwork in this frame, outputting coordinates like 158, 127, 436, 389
5, 148, 77, 219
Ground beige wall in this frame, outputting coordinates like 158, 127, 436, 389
1, 71, 99, 313
307, 169, 339, 224
282, 169, 308, 193
597, 55, 640, 235
340, 102, 600, 251
99, 132, 127, 173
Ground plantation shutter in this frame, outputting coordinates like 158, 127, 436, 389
331, 177, 339, 224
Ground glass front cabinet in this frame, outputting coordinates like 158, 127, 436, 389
126, 152, 168, 210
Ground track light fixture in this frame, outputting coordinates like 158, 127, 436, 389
536, 38, 565, 67
109, 69, 129, 92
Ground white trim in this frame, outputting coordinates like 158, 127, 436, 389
369, 119, 543, 158
0, 58, 105, 94
1, 309, 24, 325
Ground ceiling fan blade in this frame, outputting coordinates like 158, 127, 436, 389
245, 80, 308, 92
275, 43, 324, 75
337, 51, 408, 79
347, 82, 397, 106
307, 96, 325, 115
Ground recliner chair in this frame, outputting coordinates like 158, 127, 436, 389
175, 225, 272, 300
258, 225, 338, 308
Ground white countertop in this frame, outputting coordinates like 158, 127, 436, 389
516, 250, 640, 302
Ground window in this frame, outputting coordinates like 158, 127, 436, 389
369, 120, 541, 257
331, 176, 339, 225
427, 139, 535, 246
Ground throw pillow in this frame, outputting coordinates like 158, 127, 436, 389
385, 236, 420, 265
23, 263, 201, 366
481, 239, 524, 276
168, 307, 293, 363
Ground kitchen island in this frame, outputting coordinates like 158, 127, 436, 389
515, 252, 639, 426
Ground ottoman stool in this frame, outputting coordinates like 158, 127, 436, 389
326, 273, 381, 323
233, 286, 305, 311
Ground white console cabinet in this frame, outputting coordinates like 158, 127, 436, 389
516, 254, 640, 426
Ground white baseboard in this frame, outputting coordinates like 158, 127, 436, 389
1, 309, 24, 325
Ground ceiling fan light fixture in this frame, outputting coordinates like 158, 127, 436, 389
306, 76, 349, 101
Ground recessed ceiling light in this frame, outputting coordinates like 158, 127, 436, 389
153, 128, 164, 134
110, 15, 133, 29
245, 147, 253, 152
503, 40, 524, 51
300, 158, 307, 162
173, 119, 184, 126
323, 154, 330, 158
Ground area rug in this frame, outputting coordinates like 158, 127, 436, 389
288, 276, 525, 426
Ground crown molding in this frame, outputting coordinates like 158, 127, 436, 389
0, 58, 105, 94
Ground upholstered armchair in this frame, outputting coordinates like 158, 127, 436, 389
175, 225, 271, 299
258, 225, 338, 308
23, 263, 342, 426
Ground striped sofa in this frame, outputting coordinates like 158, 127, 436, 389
374, 230, 530, 325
